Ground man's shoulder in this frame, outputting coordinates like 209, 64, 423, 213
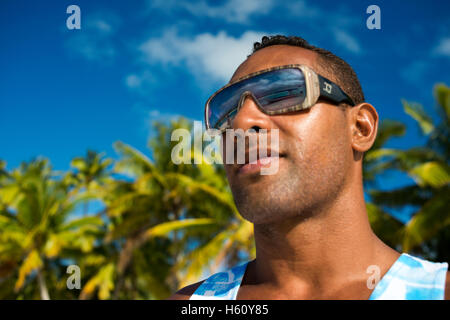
166, 280, 206, 300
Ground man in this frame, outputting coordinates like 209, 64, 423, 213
169, 35, 449, 300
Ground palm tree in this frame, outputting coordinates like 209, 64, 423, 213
0, 158, 104, 299
69, 150, 113, 215
148, 118, 254, 288
83, 118, 254, 299
363, 119, 407, 249
2, 83, 447, 299
365, 84, 450, 260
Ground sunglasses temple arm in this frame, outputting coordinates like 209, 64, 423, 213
317, 75, 355, 106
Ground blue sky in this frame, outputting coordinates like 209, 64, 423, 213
1, 0, 450, 222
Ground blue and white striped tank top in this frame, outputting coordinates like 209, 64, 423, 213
190, 253, 448, 300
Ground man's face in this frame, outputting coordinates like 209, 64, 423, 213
222, 45, 354, 225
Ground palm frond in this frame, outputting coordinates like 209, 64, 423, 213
434, 83, 450, 121
402, 99, 435, 135
14, 250, 42, 292
372, 120, 406, 150
409, 161, 450, 188
402, 188, 450, 251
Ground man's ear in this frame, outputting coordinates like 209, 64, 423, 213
348, 103, 378, 153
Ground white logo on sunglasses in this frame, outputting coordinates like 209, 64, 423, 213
323, 82, 332, 94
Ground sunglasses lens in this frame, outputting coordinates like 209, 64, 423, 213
207, 68, 306, 130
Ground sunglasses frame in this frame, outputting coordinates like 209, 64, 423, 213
204, 64, 355, 131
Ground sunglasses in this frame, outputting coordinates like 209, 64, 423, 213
205, 64, 355, 131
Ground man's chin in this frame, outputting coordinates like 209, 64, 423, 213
239, 207, 315, 231
235, 198, 287, 225
241, 213, 281, 225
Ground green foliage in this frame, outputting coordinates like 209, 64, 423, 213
0, 84, 449, 299
0, 158, 104, 299
367, 84, 450, 259
402, 100, 434, 134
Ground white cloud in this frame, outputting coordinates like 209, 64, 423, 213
400, 60, 428, 85
138, 29, 267, 82
145, 0, 362, 55
284, 0, 321, 19
148, 0, 274, 23
131, 102, 200, 136
125, 74, 142, 88
332, 29, 362, 55
433, 37, 450, 57
123, 71, 158, 97
183, 0, 274, 23
65, 12, 120, 62
91, 20, 114, 35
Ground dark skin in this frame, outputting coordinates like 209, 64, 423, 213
169, 45, 450, 300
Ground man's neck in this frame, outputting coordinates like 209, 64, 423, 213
246, 182, 399, 299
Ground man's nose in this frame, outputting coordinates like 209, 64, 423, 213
232, 93, 273, 132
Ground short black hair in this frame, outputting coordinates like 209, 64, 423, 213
249, 35, 365, 105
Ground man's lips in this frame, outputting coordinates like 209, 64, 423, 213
234, 149, 284, 174
237, 156, 281, 175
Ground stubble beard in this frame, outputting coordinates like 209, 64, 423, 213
228, 141, 349, 227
